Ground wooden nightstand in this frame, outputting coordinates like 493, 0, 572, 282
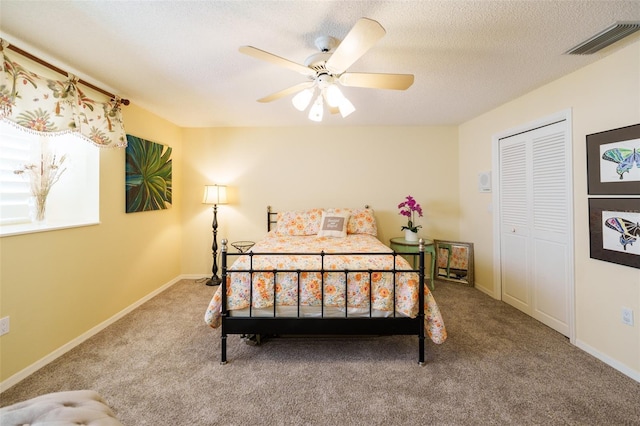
389, 237, 436, 290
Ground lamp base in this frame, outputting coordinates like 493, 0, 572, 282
205, 275, 222, 286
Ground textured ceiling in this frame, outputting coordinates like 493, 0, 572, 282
1, 1, 639, 127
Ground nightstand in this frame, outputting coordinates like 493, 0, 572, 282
389, 237, 436, 290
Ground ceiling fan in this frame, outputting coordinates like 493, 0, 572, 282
239, 17, 414, 121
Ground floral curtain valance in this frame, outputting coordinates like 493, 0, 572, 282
0, 39, 127, 148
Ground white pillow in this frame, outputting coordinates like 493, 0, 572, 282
317, 211, 350, 238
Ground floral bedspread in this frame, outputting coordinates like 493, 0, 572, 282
204, 233, 447, 344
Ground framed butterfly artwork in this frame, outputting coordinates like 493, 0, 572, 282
588, 198, 640, 269
587, 123, 640, 195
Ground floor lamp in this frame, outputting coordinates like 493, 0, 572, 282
203, 184, 227, 286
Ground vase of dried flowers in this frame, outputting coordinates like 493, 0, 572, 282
30, 195, 47, 222
15, 140, 66, 223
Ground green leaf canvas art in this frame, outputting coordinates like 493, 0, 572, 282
125, 134, 172, 213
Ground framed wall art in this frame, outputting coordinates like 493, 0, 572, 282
588, 198, 640, 269
125, 134, 173, 213
586, 123, 640, 195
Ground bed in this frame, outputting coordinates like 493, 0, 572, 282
204, 206, 447, 364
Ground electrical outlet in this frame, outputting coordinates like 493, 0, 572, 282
621, 307, 634, 326
0, 316, 9, 336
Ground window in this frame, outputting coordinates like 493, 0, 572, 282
0, 121, 100, 236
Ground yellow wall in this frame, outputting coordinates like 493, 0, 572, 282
0, 104, 183, 383
458, 39, 640, 376
180, 126, 460, 276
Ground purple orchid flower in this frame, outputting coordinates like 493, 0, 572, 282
398, 195, 423, 232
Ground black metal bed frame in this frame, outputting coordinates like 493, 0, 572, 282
219, 206, 427, 365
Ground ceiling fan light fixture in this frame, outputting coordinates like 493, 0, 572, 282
308, 95, 324, 122
240, 18, 411, 122
338, 97, 356, 118
292, 88, 314, 111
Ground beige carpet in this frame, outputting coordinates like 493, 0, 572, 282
1, 279, 639, 425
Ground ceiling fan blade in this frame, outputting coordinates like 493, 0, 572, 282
239, 46, 315, 77
257, 81, 314, 103
325, 18, 386, 74
339, 72, 414, 90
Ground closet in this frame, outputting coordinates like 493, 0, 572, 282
495, 112, 574, 338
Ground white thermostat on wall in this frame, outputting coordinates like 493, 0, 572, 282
478, 171, 492, 193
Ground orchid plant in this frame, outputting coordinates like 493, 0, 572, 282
398, 195, 423, 233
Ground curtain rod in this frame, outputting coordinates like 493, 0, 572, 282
6, 43, 130, 106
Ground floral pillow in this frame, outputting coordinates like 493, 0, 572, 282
275, 208, 323, 236
317, 211, 350, 238
327, 208, 377, 236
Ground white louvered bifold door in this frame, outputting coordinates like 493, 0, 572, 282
499, 120, 572, 337
499, 135, 531, 314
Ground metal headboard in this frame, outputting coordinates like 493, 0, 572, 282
266, 205, 371, 232
267, 205, 278, 232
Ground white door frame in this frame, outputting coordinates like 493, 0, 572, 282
491, 109, 575, 343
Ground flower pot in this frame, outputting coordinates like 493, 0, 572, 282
404, 229, 419, 242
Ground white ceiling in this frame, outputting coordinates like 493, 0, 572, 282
1, 1, 639, 128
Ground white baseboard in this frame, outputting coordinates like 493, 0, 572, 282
0, 275, 187, 393
473, 284, 638, 383
575, 339, 640, 383
473, 282, 499, 299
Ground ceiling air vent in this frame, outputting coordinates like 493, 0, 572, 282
565, 21, 640, 55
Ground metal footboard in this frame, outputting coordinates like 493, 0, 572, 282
220, 239, 426, 365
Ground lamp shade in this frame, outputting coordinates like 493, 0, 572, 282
324, 84, 344, 108
292, 88, 314, 111
203, 185, 227, 205
308, 95, 324, 122
338, 97, 356, 118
